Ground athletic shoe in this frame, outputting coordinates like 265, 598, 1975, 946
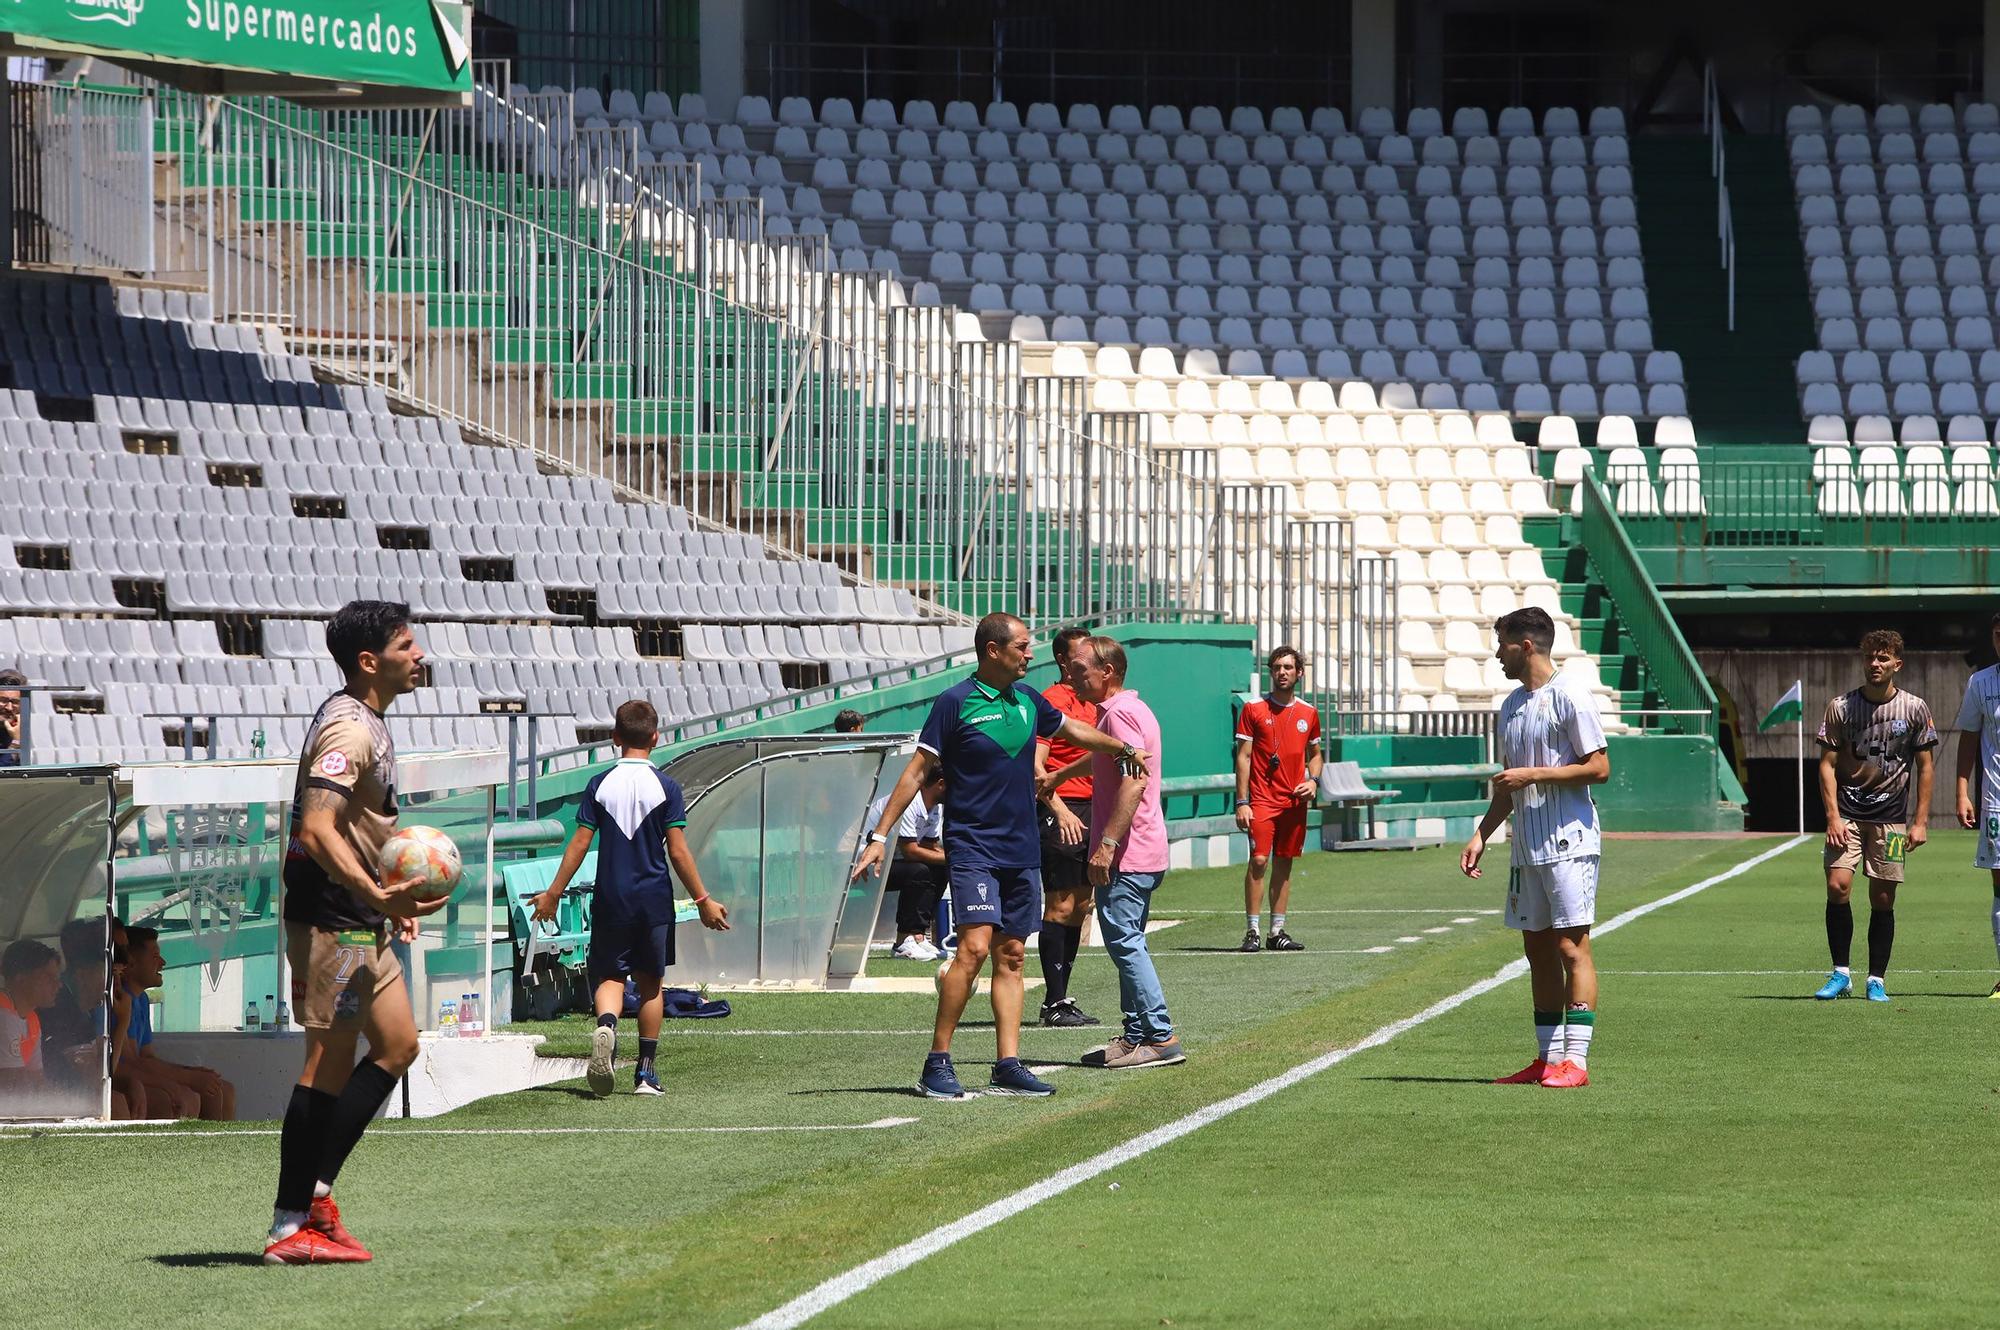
1539, 1060, 1590, 1089
1865, 976, 1890, 1003
1989, 980, 2000, 1000
893, 936, 941, 961
1039, 998, 1100, 1028
262, 1227, 371, 1264
1238, 929, 1262, 953
587, 1024, 617, 1098
1492, 1059, 1551, 1085
987, 1060, 1056, 1097
1813, 971, 1852, 1000
917, 1055, 971, 1100
633, 1069, 663, 1096
1265, 930, 1304, 952
307, 1195, 369, 1257
1081, 1038, 1137, 1068
1103, 1038, 1186, 1069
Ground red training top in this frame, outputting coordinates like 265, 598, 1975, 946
1037, 680, 1096, 801
1235, 696, 1321, 815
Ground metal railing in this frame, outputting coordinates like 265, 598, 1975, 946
1610, 456, 2000, 549
119, 74, 1252, 631
1576, 471, 1718, 742
754, 40, 1352, 114
1702, 62, 1736, 333
7, 82, 160, 273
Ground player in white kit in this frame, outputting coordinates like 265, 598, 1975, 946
1461, 608, 1611, 1089
1952, 611, 2000, 996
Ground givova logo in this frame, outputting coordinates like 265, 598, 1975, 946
69, 0, 144, 26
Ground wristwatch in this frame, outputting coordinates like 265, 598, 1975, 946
1101, 836, 1121, 850
1120, 744, 1140, 762
868, 831, 888, 844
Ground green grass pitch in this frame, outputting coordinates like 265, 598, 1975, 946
7, 832, 2000, 1328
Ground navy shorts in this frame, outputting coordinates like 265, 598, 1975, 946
949, 863, 1043, 938
587, 917, 675, 983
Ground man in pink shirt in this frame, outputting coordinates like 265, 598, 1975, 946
1073, 636, 1184, 1069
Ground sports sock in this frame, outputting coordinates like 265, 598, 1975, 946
1533, 1010, 1561, 1062
274, 1084, 335, 1215
1990, 884, 1999, 966
1272, 912, 1287, 933
1825, 901, 1854, 969
1038, 921, 1080, 1005
1867, 908, 1895, 980
596, 1011, 617, 1030
316, 1060, 399, 1191
637, 1038, 658, 1076
1245, 912, 1260, 935
1563, 1007, 1595, 1069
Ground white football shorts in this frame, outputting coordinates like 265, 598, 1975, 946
1504, 855, 1599, 932
1977, 810, 2000, 871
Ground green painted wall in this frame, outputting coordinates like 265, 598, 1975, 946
1598, 734, 1743, 831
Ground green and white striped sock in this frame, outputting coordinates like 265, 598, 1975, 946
1563, 1007, 1596, 1068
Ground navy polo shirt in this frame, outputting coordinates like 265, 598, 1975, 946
917, 675, 1064, 869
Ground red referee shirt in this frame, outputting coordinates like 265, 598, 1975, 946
1037, 680, 1095, 800
1235, 696, 1321, 815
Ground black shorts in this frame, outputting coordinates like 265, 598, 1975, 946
588, 917, 675, 983
1039, 796, 1094, 893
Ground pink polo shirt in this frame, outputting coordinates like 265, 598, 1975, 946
1089, 689, 1168, 874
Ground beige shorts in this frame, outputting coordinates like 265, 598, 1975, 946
285, 921, 403, 1030
1824, 822, 1909, 884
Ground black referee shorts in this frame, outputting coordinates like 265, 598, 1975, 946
1039, 796, 1094, 893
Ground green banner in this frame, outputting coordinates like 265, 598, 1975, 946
4, 0, 471, 93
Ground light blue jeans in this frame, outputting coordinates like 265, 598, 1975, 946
1096, 869, 1172, 1043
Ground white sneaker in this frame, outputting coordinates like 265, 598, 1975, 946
893, 936, 940, 961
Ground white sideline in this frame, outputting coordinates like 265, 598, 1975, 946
0, 1116, 920, 1142
740, 834, 1810, 1330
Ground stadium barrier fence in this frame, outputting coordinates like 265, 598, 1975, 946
1577, 470, 1719, 742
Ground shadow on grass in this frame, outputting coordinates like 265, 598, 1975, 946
1358, 1075, 1499, 1085
788, 1085, 933, 1099
149, 1253, 268, 1268
526, 1084, 604, 1099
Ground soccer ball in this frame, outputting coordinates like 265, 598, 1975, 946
935, 959, 953, 993
378, 825, 463, 901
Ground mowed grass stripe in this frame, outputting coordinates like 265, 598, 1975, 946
0, 837, 1764, 1327
817, 829, 2000, 1330
756, 835, 1805, 1330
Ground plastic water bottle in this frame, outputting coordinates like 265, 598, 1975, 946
252, 727, 267, 759
261, 994, 277, 1033
459, 993, 481, 1038
276, 995, 291, 1030
438, 998, 458, 1038
244, 998, 260, 1032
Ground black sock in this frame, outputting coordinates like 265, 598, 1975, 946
637, 1038, 658, 1075
1825, 901, 1854, 969
1867, 908, 1895, 978
1039, 922, 1080, 1005
275, 1085, 336, 1212
596, 1012, 617, 1030
316, 1060, 399, 1191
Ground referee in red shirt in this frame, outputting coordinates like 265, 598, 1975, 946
1234, 646, 1323, 952
1033, 627, 1101, 1025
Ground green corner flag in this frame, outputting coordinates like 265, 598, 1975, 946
1759, 680, 1803, 732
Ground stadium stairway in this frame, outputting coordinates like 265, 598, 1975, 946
147, 99, 1129, 622
1631, 135, 1816, 446
1521, 512, 1675, 733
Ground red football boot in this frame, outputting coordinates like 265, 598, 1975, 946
1492, 1058, 1550, 1084
262, 1226, 372, 1264
1539, 1059, 1590, 1089
308, 1194, 371, 1258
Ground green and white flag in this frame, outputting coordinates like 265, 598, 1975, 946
1759, 680, 1803, 731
